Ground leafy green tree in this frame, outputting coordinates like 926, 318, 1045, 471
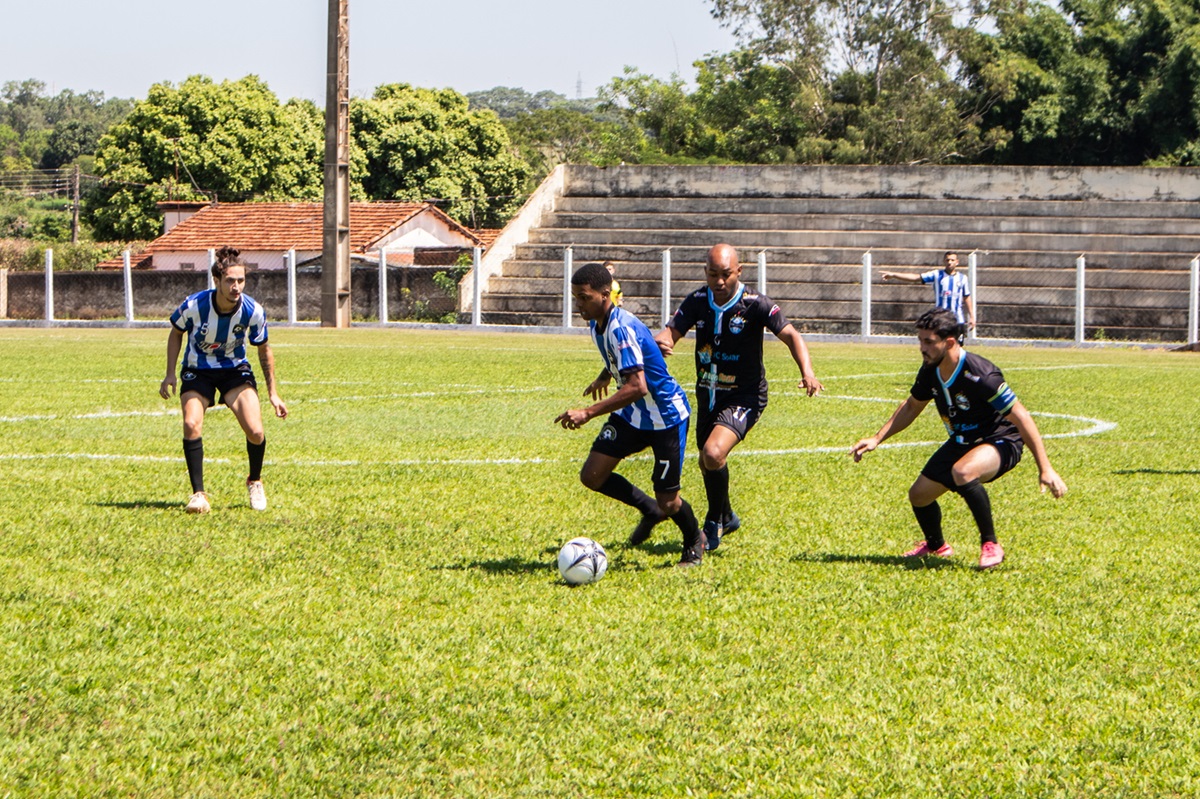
349, 84, 529, 228
600, 69, 712, 156
86, 75, 322, 240
504, 107, 649, 181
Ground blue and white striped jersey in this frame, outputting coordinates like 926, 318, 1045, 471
590, 305, 690, 430
921, 269, 971, 323
170, 289, 269, 370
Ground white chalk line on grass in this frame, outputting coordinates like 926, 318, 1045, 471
0, 394, 1117, 467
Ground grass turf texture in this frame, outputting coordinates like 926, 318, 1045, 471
1, 327, 1198, 798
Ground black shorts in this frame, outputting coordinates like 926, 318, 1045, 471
695, 392, 764, 449
921, 435, 1024, 490
180, 365, 258, 407
590, 414, 688, 493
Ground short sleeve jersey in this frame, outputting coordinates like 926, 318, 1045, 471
921, 269, 971, 324
667, 284, 789, 408
170, 289, 269, 370
591, 305, 690, 431
910, 351, 1018, 445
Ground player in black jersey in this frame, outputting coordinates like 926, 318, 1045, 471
654, 243, 823, 550
850, 308, 1067, 569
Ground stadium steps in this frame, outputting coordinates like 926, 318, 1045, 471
477, 165, 1200, 340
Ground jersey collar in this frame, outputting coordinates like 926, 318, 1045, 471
707, 283, 745, 313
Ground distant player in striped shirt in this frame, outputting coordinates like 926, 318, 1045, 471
555, 262, 706, 566
159, 247, 288, 514
883, 252, 976, 336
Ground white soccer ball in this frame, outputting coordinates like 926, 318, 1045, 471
557, 537, 608, 585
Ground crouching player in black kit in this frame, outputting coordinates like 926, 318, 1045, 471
850, 308, 1067, 569
654, 243, 823, 550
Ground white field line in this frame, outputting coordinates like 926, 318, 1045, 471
0, 394, 1116, 468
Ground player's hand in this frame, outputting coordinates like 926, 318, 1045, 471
799, 375, 824, 397
159, 375, 176, 400
654, 333, 674, 356
584, 378, 610, 401
881, 272, 893, 281
849, 437, 878, 463
269, 394, 288, 419
555, 409, 591, 430
1039, 469, 1067, 498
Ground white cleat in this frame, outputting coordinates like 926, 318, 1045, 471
186, 491, 211, 514
246, 479, 267, 511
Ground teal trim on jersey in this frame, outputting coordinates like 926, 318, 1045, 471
988, 382, 1018, 415
935, 349, 967, 408
704, 284, 747, 411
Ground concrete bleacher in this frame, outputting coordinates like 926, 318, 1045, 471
472, 165, 1200, 341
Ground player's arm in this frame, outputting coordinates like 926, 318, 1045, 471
1005, 400, 1066, 497
775, 323, 823, 396
556, 368, 647, 430
965, 292, 977, 331
880, 271, 924, 283
256, 342, 288, 419
654, 323, 684, 357
584, 369, 612, 401
850, 395, 929, 461
159, 327, 184, 399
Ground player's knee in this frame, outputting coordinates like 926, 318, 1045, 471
657, 495, 682, 516
700, 447, 726, 471
579, 467, 604, 492
183, 419, 203, 439
908, 483, 933, 507
246, 430, 265, 446
950, 464, 977, 486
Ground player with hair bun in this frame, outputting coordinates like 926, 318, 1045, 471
159, 246, 288, 513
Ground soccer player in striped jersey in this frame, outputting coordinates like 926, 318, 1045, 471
159, 247, 288, 514
555, 262, 706, 566
882, 252, 976, 336
850, 308, 1066, 569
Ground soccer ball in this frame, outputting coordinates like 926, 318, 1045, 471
557, 537, 608, 585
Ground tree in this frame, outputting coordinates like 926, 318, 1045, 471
504, 108, 649, 181
349, 84, 530, 228
86, 75, 322, 240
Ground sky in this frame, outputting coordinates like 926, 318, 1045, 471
5, 0, 742, 103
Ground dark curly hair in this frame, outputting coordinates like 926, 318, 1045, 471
212, 246, 247, 281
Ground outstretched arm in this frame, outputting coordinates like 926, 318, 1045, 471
850, 396, 929, 461
881, 271, 925, 284
256, 343, 288, 419
1006, 401, 1066, 497
776, 323, 823, 396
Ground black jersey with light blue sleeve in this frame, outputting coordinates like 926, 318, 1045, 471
590, 305, 690, 430
170, 289, 268, 371
911, 351, 1018, 445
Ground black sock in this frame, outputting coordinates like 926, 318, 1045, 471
596, 473, 660, 517
669, 498, 702, 548
702, 465, 730, 526
912, 501, 944, 549
183, 437, 204, 493
956, 478, 996, 545
247, 437, 266, 482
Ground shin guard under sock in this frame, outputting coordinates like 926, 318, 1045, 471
247, 438, 266, 482
183, 437, 204, 493
912, 501, 944, 549
701, 465, 730, 526
597, 473, 660, 517
956, 478, 996, 545
670, 498, 702, 548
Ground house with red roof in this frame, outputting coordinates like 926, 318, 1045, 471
100, 201, 487, 270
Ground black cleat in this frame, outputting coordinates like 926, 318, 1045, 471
628, 512, 666, 546
677, 531, 707, 567
722, 510, 740, 537
703, 520, 722, 552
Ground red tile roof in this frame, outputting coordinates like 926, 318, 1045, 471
473, 228, 502, 249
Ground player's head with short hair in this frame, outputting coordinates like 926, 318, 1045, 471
916, 307, 962, 340
572, 262, 614, 292
212, 246, 247, 280
943, 251, 960, 271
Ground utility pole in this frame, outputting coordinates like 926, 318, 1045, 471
322, 0, 351, 327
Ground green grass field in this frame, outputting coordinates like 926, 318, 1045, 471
1, 327, 1198, 798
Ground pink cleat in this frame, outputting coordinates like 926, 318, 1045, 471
979, 541, 1005, 570
902, 541, 954, 558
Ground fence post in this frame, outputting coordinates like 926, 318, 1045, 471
661, 248, 672, 329
1075, 255, 1087, 344
471, 246, 482, 327
757, 250, 767, 295
44, 248, 54, 322
0, 267, 7, 319
968, 251, 979, 341
286, 249, 297, 324
861, 251, 872, 341
207, 248, 216, 290
378, 248, 388, 324
123, 250, 135, 322
562, 246, 573, 328
1189, 256, 1199, 345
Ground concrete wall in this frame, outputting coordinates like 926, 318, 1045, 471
564, 164, 1200, 202
2, 267, 457, 322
